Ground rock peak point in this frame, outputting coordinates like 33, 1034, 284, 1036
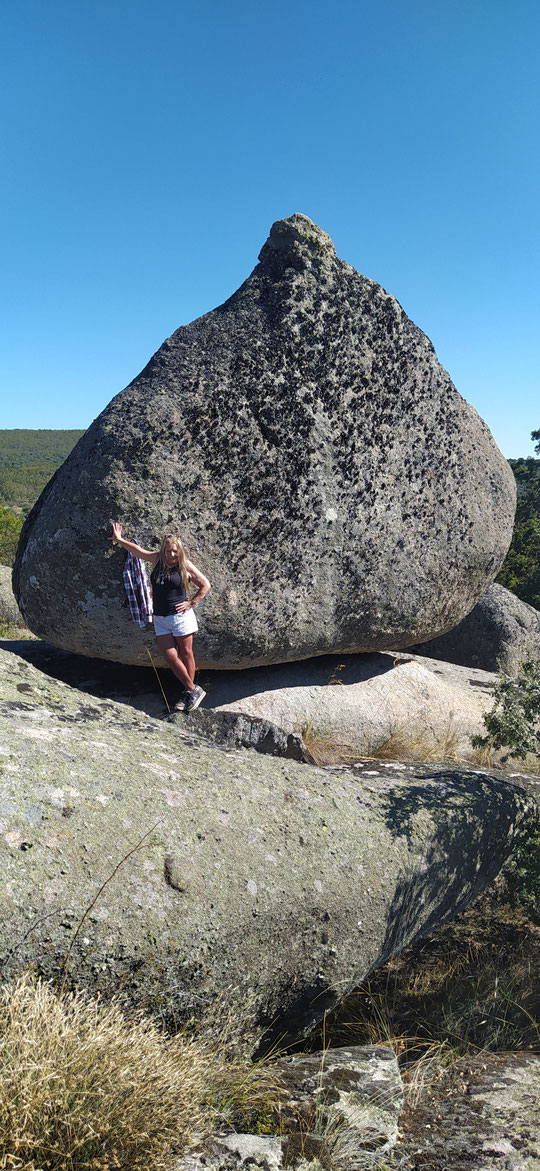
258, 212, 336, 268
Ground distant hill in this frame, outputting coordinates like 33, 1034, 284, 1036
0, 429, 85, 468
0, 429, 85, 513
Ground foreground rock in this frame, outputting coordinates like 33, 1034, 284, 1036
410, 582, 540, 674
13, 213, 515, 667
179, 1045, 403, 1171
179, 1049, 540, 1171
0, 647, 536, 1046
388, 1052, 540, 1171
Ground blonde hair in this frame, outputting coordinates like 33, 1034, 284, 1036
158, 535, 189, 592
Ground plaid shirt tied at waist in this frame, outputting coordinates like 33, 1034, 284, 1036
122, 553, 153, 628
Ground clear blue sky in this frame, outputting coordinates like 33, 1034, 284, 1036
2, 0, 539, 457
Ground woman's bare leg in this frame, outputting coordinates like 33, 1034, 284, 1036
156, 634, 195, 691
175, 635, 196, 686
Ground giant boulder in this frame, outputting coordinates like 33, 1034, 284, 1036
13, 213, 515, 668
0, 646, 536, 1046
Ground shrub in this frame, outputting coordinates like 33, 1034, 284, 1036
472, 658, 540, 761
502, 823, 540, 926
0, 974, 280, 1171
0, 506, 22, 566
471, 658, 540, 925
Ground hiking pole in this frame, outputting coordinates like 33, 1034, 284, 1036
145, 646, 171, 713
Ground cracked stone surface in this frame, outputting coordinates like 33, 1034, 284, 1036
177, 1045, 404, 1170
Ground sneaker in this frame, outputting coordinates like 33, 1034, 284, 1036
184, 685, 206, 713
173, 692, 187, 712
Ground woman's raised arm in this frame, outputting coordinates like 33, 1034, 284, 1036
110, 522, 159, 564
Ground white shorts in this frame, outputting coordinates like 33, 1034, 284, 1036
153, 609, 199, 638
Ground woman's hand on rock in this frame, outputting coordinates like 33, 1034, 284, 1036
110, 522, 122, 543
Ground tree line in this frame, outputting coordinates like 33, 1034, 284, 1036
496, 430, 540, 610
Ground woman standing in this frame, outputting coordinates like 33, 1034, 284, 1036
111, 522, 210, 711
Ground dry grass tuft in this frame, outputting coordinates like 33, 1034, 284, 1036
470, 742, 540, 775
296, 718, 361, 767
299, 718, 463, 767
0, 973, 281, 1171
366, 721, 461, 763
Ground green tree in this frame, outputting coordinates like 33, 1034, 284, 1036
497, 429, 540, 607
0, 429, 84, 512
0, 507, 22, 566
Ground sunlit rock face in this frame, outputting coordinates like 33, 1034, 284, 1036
13, 213, 515, 667
0, 647, 536, 1045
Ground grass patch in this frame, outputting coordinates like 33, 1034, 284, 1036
366, 722, 461, 764
298, 721, 362, 767
0, 620, 35, 640
470, 741, 540, 775
0, 974, 282, 1171
299, 719, 463, 767
312, 877, 539, 1065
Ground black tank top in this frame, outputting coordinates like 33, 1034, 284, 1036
150, 564, 188, 616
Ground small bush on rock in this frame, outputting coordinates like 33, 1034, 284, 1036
502, 825, 540, 926
472, 658, 540, 761
472, 659, 540, 925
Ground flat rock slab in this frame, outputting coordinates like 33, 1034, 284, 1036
1, 640, 498, 762
199, 651, 498, 761
276, 1044, 403, 1168
13, 212, 515, 667
178, 1045, 403, 1171
0, 645, 537, 1047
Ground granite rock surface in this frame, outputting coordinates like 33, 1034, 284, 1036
410, 582, 540, 674
178, 1045, 404, 1171
386, 1051, 540, 1171
0, 639, 497, 762
13, 213, 515, 667
0, 645, 536, 1047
